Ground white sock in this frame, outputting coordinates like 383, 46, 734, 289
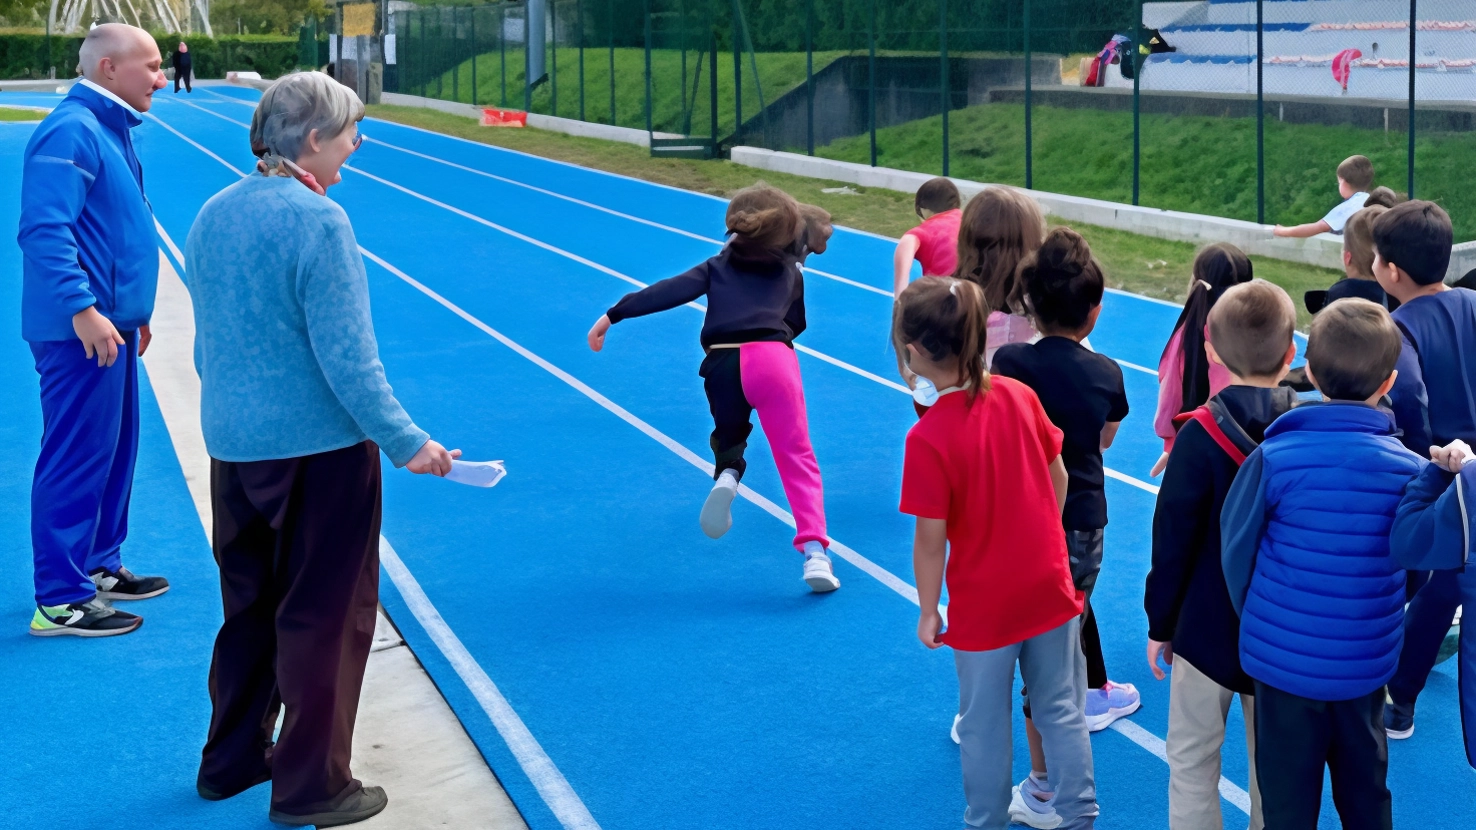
802, 541, 828, 561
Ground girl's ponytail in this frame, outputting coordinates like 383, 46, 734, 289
893, 278, 992, 405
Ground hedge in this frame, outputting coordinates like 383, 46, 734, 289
1, 32, 309, 81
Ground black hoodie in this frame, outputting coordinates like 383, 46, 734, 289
606, 240, 805, 350
1145, 384, 1299, 694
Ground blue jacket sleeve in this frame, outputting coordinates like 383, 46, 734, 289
1221, 446, 1269, 617
1392, 463, 1475, 571
1389, 329, 1430, 456
17, 121, 100, 317
299, 209, 429, 468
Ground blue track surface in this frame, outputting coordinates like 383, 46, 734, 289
1, 85, 1472, 829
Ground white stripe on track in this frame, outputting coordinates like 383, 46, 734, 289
152, 108, 1250, 814
1108, 720, 1253, 814
379, 538, 602, 830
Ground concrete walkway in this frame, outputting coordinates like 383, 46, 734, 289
144, 250, 528, 830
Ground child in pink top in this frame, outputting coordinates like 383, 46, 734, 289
893, 177, 964, 295
1150, 243, 1254, 475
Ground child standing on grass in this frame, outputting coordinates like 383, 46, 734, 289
1150, 243, 1255, 475
1222, 298, 1419, 830
587, 183, 840, 593
893, 177, 963, 296
1273, 154, 1373, 238
989, 228, 1132, 829
1368, 200, 1467, 741
897, 277, 1097, 830
1144, 279, 1299, 830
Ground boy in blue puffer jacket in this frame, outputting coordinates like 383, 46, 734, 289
1221, 298, 1421, 830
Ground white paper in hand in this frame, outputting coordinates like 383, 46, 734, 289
445, 460, 506, 488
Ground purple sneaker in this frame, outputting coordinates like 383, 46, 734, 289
1084, 681, 1141, 732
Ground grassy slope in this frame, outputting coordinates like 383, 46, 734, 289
367, 103, 1340, 327
423, 47, 855, 137
817, 102, 1476, 241
0, 107, 43, 121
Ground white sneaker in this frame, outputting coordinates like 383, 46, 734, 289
802, 552, 840, 593
700, 471, 739, 538
1009, 777, 1063, 829
950, 713, 961, 744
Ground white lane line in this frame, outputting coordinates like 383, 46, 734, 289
1114, 358, 1158, 377
154, 216, 186, 271
156, 104, 1252, 811
379, 538, 602, 830
1105, 467, 1160, 496
1109, 720, 1253, 814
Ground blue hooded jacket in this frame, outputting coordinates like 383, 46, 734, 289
1221, 402, 1422, 701
1391, 463, 1476, 768
17, 82, 157, 342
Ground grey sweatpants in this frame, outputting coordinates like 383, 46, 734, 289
955, 617, 1097, 829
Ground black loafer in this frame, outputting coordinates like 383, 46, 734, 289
269, 785, 388, 827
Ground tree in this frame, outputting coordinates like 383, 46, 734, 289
210, 0, 327, 36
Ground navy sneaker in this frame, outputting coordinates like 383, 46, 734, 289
1385, 699, 1415, 740
90, 566, 170, 601
29, 599, 142, 638
270, 785, 388, 827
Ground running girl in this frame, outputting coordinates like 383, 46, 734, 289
955, 187, 1048, 367
586, 184, 839, 593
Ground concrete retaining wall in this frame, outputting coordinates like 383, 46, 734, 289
729, 146, 1476, 281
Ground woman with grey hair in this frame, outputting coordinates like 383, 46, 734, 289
184, 71, 458, 828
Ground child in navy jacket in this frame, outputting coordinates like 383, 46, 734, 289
1390, 440, 1476, 769
1221, 298, 1421, 830
1369, 200, 1470, 739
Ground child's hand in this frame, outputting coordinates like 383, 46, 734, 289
1149, 451, 1170, 478
917, 609, 944, 649
587, 314, 612, 352
1430, 440, 1476, 473
1147, 638, 1173, 681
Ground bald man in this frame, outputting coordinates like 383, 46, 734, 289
18, 23, 170, 637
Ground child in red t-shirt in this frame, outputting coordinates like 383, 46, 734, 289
896, 277, 1097, 830
893, 177, 964, 296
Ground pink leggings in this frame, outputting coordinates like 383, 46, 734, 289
700, 341, 829, 552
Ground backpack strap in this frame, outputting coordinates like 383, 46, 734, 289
1171, 399, 1259, 466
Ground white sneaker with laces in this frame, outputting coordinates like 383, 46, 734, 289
700, 470, 739, 538
801, 549, 840, 593
1009, 776, 1063, 830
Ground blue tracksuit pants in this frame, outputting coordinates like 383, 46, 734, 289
30, 331, 139, 607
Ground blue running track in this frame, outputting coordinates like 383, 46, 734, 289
1, 84, 1472, 829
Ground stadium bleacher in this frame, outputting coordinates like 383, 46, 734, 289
1139, 0, 1476, 100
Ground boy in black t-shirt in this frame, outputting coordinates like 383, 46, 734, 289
992, 227, 1133, 825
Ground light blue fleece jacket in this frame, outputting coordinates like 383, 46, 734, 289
184, 174, 428, 466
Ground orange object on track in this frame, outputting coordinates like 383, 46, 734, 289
480, 108, 528, 127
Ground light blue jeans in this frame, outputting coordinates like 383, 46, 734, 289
954, 618, 1097, 829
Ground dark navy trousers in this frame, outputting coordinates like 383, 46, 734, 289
30, 331, 138, 607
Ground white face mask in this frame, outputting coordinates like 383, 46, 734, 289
912, 376, 939, 407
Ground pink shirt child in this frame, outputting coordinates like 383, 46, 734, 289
1153, 323, 1232, 454
904, 209, 963, 277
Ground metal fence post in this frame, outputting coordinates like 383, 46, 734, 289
608, 0, 616, 125
868, 0, 877, 167
1132, 0, 1142, 205
1408, 0, 1417, 198
578, 0, 586, 121
525, 4, 534, 113
733, 0, 743, 137
644, 0, 653, 135
552, 1, 559, 115
940, 0, 949, 177
452, 7, 460, 103
500, 4, 508, 106
806, 0, 814, 156
709, 19, 718, 146
471, 9, 479, 105
1024, 0, 1032, 190
1257, 0, 1265, 223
